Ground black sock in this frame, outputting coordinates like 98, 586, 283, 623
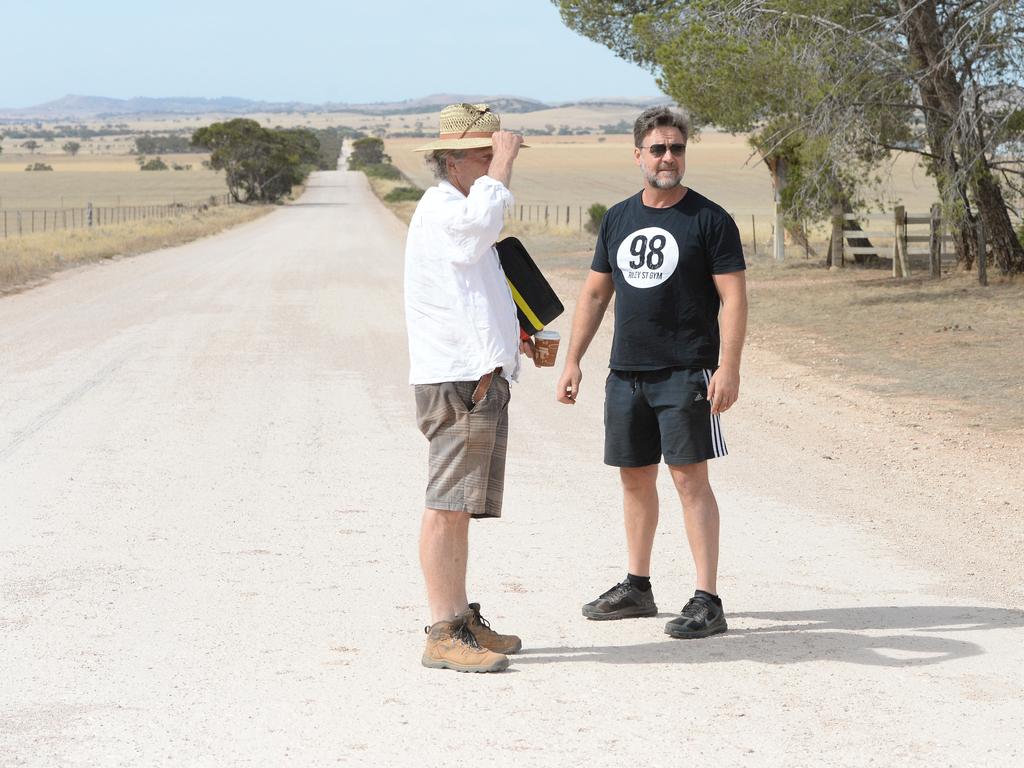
695, 589, 722, 606
627, 573, 652, 592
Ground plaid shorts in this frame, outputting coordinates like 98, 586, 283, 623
413, 376, 510, 518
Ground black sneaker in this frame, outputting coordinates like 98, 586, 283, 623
582, 579, 658, 620
664, 593, 728, 638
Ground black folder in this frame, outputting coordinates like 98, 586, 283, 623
495, 237, 564, 336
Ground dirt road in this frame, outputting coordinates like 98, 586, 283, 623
2, 170, 1021, 767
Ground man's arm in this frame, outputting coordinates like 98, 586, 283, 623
556, 270, 615, 404
708, 270, 748, 415
487, 131, 521, 188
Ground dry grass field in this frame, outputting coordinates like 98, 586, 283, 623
384, 132, 942, 248
384, 132, 946, 255
0, 152, 228, 209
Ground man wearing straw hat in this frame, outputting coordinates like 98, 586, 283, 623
556, 106, 747, 640
404, 103, 534, 673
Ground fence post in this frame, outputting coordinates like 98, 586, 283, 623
829, 204, 844, 269
892, 205, 907, 278
977, 216, 988, 287
87, 203, 93, 227
773, 198, 785, 261
929, 204, 942, 278
17, 211, 22, 237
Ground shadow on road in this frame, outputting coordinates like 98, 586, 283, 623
515, 606, 1024, 668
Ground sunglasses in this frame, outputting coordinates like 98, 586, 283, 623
640, 143, 686, 157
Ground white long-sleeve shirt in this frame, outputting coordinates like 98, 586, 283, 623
404, 175, 521, 385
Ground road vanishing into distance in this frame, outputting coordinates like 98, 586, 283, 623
2, 170, 1022, 766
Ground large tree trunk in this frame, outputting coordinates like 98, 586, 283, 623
900, 0, 1024, 275
973, 169, 1024, 274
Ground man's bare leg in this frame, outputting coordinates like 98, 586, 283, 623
668, 461, 720, 594
621, 464, 660, 577
420, 508, 470, 623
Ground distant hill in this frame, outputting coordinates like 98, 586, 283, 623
0, 93, 669, 121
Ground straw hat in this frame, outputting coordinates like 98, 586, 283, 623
413, 103, 528, 152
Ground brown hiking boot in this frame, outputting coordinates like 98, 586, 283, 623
421, 616, 509, 673
465, 603, 523, 654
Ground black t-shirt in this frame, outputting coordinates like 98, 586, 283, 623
591, 189, 745, 370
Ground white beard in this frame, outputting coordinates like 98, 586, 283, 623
644, 168, 682, 189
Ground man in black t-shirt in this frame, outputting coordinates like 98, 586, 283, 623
556, 107, 748, 639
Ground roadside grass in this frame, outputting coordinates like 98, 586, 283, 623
366, 174, 421, 225
0, 203, 271, 293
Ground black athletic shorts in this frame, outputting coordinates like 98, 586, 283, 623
603, 367, 728, 467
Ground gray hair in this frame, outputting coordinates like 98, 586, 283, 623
426, 149, 466, 181
633, 107, 690, 147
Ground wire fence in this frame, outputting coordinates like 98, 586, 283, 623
508, 202, 778, 240
0, 194, 235, 239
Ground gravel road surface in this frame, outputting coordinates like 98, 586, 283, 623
2, 170, 1021, 767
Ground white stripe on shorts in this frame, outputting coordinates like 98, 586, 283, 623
703, 368, 728, 458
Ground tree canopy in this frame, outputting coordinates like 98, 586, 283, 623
191, 119, 320, 203
347, 137, 389, 170
555, 0, 1024, 273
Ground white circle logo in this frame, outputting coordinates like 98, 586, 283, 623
615, 227, 679, 288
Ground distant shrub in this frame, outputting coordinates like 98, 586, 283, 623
171, 162, 192, 171
384, 186, 424, 203
138, 156, 169, 171
24, 162, 54, 171
586, 203, 608, 234
363, 162, 402, 180
135, 135, 199, 154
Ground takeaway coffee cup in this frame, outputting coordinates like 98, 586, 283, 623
534, 330, 560, 367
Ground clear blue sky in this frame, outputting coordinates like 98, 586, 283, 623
0, 1, 661, 108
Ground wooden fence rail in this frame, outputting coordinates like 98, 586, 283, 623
0, 194, 235, 239
831, 205, 955, 278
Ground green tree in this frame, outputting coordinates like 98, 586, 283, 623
347, 137, 388, 169
555, 0, 1024, 274
21, 140, 40, 154
191, 119, 320, 203
62, 141, 81, 156
555, 1, 904, 259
